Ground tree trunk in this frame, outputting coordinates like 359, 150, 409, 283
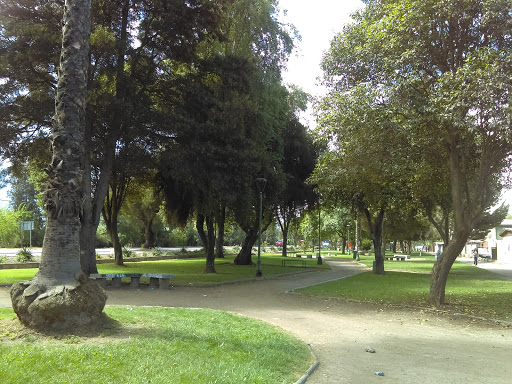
10, 0, 106, 330
196, 214, 207, 252
234, 230, 258, 265
80, 0, 129, 274
205, 215, 216, 273
364, 207, 385, 274
281, 227, 289, 257
215, 204, 225, 259
430, 231, 468, 306
111, 213, 123, 265
197, 214, 216, 273
143, 218, 155, 249
430, 135, 472, 306
79, 138, 114, 275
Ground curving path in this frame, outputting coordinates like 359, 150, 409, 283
1, 259, 511, 383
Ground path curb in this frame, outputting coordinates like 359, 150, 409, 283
295, 345, 320, 384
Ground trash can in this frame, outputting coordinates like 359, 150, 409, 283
352, 250, 359, 261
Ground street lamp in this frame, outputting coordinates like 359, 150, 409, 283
255, 178, 267, 277
317, 209, 322, 265
347, 224, 350, 255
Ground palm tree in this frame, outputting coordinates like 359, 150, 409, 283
10, 0, 106, 330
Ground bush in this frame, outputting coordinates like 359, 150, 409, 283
361, 239, 373, 251
122, 247, 134, 258
151, 247, 163, 257
0, 255, 6, 263
15, 248, 34, 262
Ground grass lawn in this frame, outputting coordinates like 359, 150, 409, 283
0, 306, 313, 384
0, 253, 329, 286
298, 252, 512, 322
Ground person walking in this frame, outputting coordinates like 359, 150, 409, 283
473, 248, 478, 266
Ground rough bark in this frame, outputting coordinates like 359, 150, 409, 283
234, 229, 258, 265
80, 0, 130, 274
429, 232, 468, 306
430, 135, 472, 306
196, 214, 216, 273
364, 207, 385, 274
80, 135, 115, 275
143, 217, 155, 249
10, 0, 106, 330
215, 204, 225, 259
281, 229, 289, 257
205, 215, 216, 273
277, 207, 291, 258
235, 212, 273, 265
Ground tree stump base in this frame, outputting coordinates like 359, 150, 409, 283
10, 275, 107, 331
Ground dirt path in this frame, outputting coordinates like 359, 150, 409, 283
1, 259, 511, 383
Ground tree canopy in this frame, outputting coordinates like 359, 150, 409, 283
315, 0, 512, 304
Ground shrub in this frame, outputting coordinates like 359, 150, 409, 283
361, 239, 373, 251
151, 247, 163, 257
122, 247, 134, 258
15, 248, 34, 262
0, 255, 6, 263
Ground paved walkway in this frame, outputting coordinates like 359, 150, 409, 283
1, 259, 511, 383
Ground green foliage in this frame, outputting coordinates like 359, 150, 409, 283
0, 306, 313, 384
0, 208, 20, 247
15, 248, 33, 263
121, 247, 134, 259
361, 239, 373, 251
0, 205, 38, 248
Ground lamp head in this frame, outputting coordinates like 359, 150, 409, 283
255, 178, 267, 193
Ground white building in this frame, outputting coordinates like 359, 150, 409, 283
485, 219, 512, 264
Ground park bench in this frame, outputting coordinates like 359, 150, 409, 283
385, 254, 411, 261
90, 273, 175, 289
281, 259, 307, 268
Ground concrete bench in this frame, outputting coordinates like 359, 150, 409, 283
90, 273, 175, 289
384, 255, 411, 261
393, 254, 410, 261
281, 259, 307, 268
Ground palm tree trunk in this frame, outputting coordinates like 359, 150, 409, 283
10, 0, 106, 330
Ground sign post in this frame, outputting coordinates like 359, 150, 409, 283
19, 221, 34, 248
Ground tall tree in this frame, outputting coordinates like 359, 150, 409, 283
313, 84, 413, 274
317, 0, 512, 304
10, 0, 106, 330
275, 117, 318, 257
0, 0, 225, 275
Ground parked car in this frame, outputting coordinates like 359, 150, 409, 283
275, 240, 284, 246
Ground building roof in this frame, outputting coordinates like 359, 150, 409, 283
499, 228, 512, 237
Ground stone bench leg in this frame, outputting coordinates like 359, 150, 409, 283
159, 278, 170, 290
130, 276, 140, 289
112, 277, 122, 288
149, 277, 159, 289
94, 278, 107, 289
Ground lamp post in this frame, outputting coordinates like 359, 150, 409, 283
317, 209, 322, 264
347, 225, 350, 255
255, 178, 267, 277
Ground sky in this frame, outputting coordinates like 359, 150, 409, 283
278, 0, 363, 126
